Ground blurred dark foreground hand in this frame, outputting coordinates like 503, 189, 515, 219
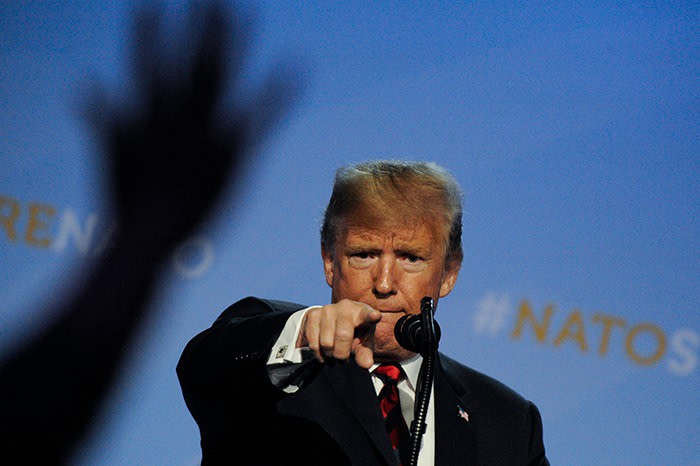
0, 2, 298, 464
91, 1, 296, 254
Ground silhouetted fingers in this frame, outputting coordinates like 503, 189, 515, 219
187, 1, 230, 120
227, 61, 304, 157
130, 6, 168, 113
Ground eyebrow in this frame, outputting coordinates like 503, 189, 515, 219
343, 230, 435, 255
395, 246, 431, 258
344, 244, 381, 255
345, 241, 432, 258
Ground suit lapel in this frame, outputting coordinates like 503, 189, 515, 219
277, 361, 397, 465
434, 361, 478, 465
275, 357, 482, 465
328, 362, 398, 464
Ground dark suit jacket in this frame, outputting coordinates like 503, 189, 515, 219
177, 297, 549, 465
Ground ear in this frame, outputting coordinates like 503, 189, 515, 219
438, 261, 460, 298
321, 245, 334, 288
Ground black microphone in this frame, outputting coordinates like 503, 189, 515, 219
395, 297, 440, 466
394, 298, 441, 353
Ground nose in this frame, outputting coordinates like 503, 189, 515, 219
372, 256, 398, 298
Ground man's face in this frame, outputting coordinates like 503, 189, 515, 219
322, 219, 460, 362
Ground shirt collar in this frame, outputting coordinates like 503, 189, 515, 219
370, 353, 423, 393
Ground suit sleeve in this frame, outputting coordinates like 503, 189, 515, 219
176, 297, 303, 449
527, 401, 550, 466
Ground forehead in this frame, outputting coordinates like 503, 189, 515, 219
340, 221, 443, 253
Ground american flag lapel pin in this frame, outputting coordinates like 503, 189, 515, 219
457, 405, 469, 422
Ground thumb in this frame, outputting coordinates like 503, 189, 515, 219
353, 340, 375, 369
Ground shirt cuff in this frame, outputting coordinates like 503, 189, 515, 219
267, 306, 318, 365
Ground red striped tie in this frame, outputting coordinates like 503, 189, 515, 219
375, 363, 411, 465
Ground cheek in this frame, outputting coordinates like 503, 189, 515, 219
402, 274, 444, 302
332, 267, 373, 300
374, 319, 398, 345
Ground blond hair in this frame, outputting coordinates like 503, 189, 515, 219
321, 160, 463, 267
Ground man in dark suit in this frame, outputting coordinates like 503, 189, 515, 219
177, 160, 549, 465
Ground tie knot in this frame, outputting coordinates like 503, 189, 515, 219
374, 363, 403, 383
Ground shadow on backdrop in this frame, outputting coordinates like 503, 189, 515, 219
0, 2, 299, 463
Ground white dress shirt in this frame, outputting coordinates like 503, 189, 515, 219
267, 307, 435, 466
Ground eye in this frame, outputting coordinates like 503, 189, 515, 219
348, 251, 376, 268
404, 254, 421, 263
399, 253, 426, 269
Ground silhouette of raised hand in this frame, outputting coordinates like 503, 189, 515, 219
90, 2, 295, 253
0, 2, 298, 463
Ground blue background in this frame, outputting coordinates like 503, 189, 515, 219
1, 1, 698, 464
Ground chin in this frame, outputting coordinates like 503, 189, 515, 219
373, 324, 414, 362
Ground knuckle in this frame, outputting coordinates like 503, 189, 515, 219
335, 327, 354, 342
319, 333, 334, 350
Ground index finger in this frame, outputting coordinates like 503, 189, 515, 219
356, 304, 382, 327
328, 301, 381, 361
